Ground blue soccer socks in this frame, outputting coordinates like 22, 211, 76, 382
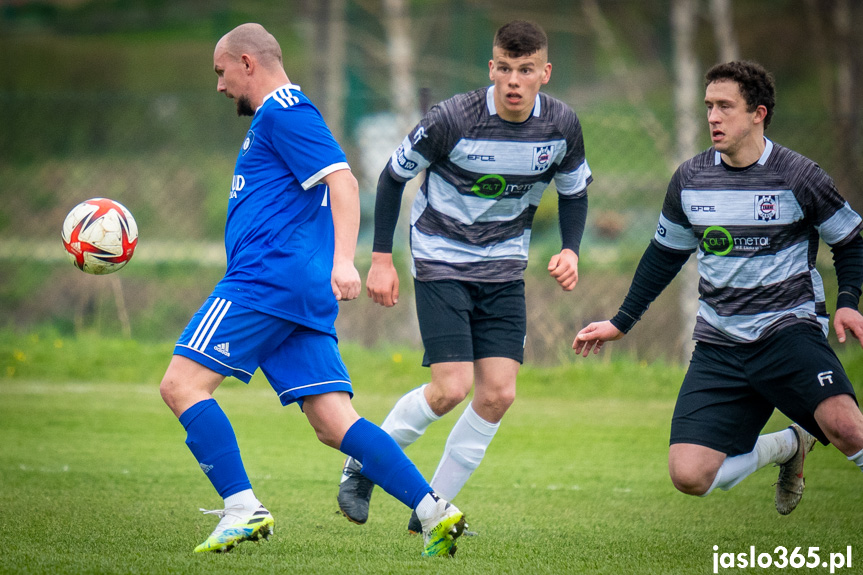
179, 398, 252, 498
340, 417, 431, 509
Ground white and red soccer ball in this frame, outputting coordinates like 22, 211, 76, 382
61, 198, 138, 275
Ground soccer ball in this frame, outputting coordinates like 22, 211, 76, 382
61, 198, 138, 275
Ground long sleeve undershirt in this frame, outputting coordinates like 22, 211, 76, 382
372, 166, 407, 254
558, 195, 588, 255
610, 241, 690, 334
832, 233, 863, 310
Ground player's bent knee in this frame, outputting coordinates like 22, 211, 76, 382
473, 392, 515, 422
429, 386, 471, 415
668, 460, 716, 496
670, 470, 713, 496
159, 375, 180, 409
815, 394, 863, 455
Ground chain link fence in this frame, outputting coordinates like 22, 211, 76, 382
0, 2, 854, 365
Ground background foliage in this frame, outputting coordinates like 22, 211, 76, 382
1, 0, 861, 363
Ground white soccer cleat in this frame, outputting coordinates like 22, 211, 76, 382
194, 504, 274, 553
420, 499, 466, 557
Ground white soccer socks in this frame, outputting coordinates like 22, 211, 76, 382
704, 428, 797, 495
848, 447, 863, 473
380, 384, 441, 449
224, 488, 261, 511
429, 402, 499, 501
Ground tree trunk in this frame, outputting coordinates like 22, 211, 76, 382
672, 0, 701, 362
382, 0, 418, 136
832, 0, 863, 211
710, 0, 739, 62
305, 0, 347, 141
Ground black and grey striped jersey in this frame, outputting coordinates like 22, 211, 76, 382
655, 138, 863, 345
389, 86, 592, 282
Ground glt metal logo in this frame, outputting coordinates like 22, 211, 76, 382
702, 225, 733, 256
471, 174, 506, 198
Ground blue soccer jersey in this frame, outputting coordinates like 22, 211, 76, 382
212, 84, 350, 333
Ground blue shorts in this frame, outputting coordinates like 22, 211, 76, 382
174, 296, 353, 406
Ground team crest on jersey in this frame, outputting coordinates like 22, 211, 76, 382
532, 145, 554, 171
755, 194, 779, 221
241, 130, 255, 156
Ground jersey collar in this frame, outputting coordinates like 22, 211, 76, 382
485, 86, 542, 120
258, 83, 303, 112
713, 136, 774, 166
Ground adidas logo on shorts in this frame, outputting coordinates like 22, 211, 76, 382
214, 342, 231, 357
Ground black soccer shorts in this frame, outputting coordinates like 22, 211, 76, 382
414, 278, 526, 367
670, 322, 857, 456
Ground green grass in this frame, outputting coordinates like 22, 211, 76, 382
1, 330, 861, 574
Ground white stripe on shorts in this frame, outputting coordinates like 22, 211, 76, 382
278, 379, 351, 400
190, 298, 232, 352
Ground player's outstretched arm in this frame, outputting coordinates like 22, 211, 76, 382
324, 169, 362, 301
548, 248, 579, 291
366, 252, 400, 307
573, 320, 624, 357
834, 307, 863, 348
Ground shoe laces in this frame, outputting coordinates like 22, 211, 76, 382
200, 504, 248, 532
199, 503, 245, 517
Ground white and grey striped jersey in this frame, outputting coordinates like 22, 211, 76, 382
655, 138, 863, 345
390, 86, 592, 282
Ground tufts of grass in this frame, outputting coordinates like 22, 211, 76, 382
1, 329, 861, 574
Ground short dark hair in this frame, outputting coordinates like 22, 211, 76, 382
493, 20, 548, 58
705, 60, 776, 129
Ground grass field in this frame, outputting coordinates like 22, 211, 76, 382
1, 330, 861, 574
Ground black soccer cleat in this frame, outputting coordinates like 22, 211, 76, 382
407, 508, 422, 534
338, 457, 375, 524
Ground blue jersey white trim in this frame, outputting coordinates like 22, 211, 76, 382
301, 161, 351, 190
213, 83, 350, 332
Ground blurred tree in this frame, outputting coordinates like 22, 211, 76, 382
672, 0, 700, 361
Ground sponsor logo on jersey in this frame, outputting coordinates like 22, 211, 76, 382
702, 226, 733, 256
214, 342, 231, 357
702, 225, 770, 255
656, 222, 667, 237
505, 182, 534, 195
755, 194, 779, 221
817, 371, 834, 386
395, 145, 417, 171
691, 205, 716, 212
230, 175, 245, 199
412, 126, 427, 144
468, 154, 496, 161
241, 130, 255, 155
533, 145, 554, 171
471, 174, 507, 198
